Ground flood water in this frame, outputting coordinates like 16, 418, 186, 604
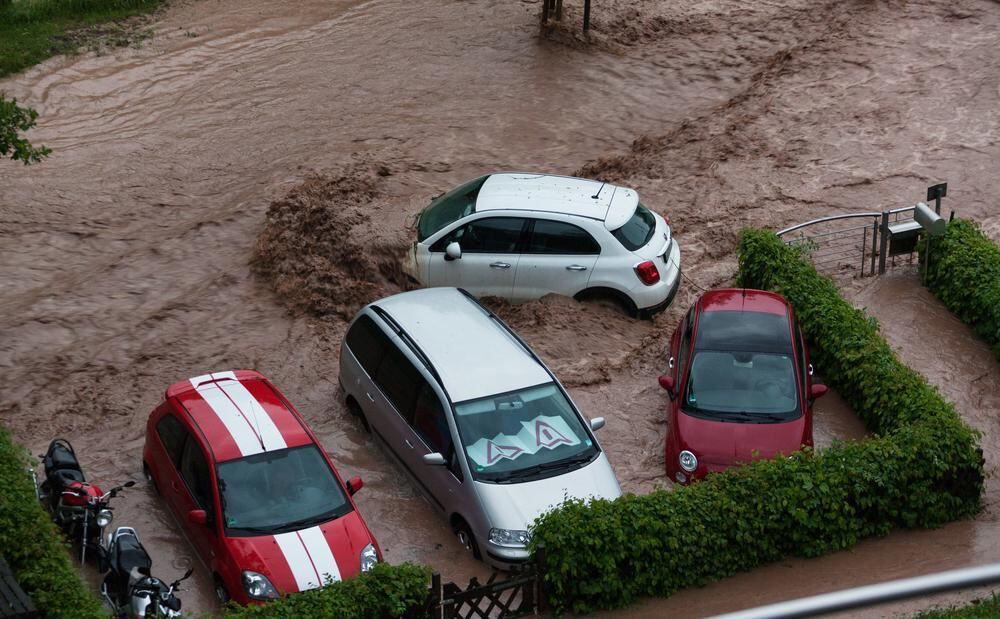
2, 0, 999, 615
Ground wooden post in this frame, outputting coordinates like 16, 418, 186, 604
542, 0, 550, 24
555, 0, 563, 20
583, 0, 591, 32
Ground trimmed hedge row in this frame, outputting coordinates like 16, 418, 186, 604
528, 228, 983, 614
222, 562, 431, 619
921, 218, 1000, 361
0, 424, 105, 618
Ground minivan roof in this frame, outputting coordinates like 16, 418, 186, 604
475, 173, 640, 231
370, 288, 552, 403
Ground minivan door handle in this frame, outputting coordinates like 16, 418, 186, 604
489, 262, 511, 269
404, 439, 415, 449
365, 392, 375, 402
566, 265, 588, 271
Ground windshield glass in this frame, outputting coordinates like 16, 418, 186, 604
217, 445, 352, 535
417, 175, 489, 241
611, 203, 656, 250
684, 351, 799, 419
453, 383, 597, 483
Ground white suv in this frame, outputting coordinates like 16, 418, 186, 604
403, 173, 681, 317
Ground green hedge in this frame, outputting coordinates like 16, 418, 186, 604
222, 562, 431, 619
528, 229, 983, 614
921, 218, 1000, 361
914, 593, 1000, 618
0, 425, 104, 617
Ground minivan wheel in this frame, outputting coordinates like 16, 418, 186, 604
454, 520, 481, 560
346, 398, 371, 433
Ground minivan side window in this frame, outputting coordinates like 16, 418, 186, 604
375, 345, 423, 423
526, 220, 600, 255
156, 413, 189, 468
179, 438, 214, 516
345, 315, 392, 375
412, 382, 452, 456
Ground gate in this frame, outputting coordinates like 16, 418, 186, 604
776, 183, 948, 278
426, 567, 543, 619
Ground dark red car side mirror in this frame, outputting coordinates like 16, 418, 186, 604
187, 509, 207, 525
809, 383, 829, 400
346, 476, 364, 496
658, 375, 676, 400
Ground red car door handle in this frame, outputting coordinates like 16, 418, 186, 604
171, 481, 180, 492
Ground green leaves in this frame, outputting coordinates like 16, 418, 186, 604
920, 219, 1000, 362
527, 229, 983, 614
222, 562, 431, 619
0, 426, 104, 617
0, 95, 50, 164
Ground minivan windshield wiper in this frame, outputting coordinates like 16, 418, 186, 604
498, 452, 595, 482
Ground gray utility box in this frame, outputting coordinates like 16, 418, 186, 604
887, 202, 945, 256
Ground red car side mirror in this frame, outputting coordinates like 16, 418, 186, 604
346, 476, 364, 496
658, 375, 676, 400
187, 509, 207, 525
809, 383, 829, 400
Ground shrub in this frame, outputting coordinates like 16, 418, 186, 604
529, 229, 982, 614
222, 562, 432, 619
921, 218, 1000, 361
0, 424, 104, 617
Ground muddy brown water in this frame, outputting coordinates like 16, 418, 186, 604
1, 0, 999, 616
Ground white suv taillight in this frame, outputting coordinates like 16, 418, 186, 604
634, 260, 660, 286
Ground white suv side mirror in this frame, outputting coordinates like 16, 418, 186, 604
590, 417, 606, 432
445, 242, 462, 261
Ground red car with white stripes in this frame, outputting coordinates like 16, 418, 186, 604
142, 370, 381, 605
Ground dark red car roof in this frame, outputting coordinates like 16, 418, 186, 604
166, 370, 313, 462
698, 288, 791, 317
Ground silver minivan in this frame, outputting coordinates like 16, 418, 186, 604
338, 287, 621, 569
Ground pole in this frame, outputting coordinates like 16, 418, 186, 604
869, 217, 878, 276
583, 0, 591, 32
877, 210, 889, 275
542, 0, 550, 24
923, 235, 931, 285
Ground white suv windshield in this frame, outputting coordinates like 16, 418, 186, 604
453, 383, 597, 483
417, 175, 488, 241
611, 203, 656, 250
217, 445, 351, 536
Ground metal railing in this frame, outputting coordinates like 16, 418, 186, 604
709, 563, 1000, 619
776, 184, 948, 278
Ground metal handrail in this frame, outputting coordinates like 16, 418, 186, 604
777, 212, 882, 237
709, 563, 1000, 619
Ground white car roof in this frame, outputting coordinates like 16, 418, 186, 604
475, 173, 640, 231
371, 288, 552, 403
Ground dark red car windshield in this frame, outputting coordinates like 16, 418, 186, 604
683, 310, 799, 421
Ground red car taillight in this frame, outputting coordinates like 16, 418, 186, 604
634, 260, 660, 286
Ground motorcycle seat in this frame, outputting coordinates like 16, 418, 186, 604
43, 440, 83, 474
116, 536, 152, 576
48, 467, 85, 489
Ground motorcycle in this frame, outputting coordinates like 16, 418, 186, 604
101, 527, 192, 618
37, 438, 136, 563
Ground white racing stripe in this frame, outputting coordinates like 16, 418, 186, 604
195, 383, 264, 457
274, 526, 341, 591
216, 380, 287, 452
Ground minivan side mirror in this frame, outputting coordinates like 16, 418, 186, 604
346, 476, 364, 496
809, 383, 829, 401
187, 509, 207, 525
423, 452, 447, 466
658, 375, 676, 400
590, 417, 606, 432
445, 242, 462, 261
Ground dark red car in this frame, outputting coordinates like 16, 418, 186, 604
142, 370, 381, 605
660, 289, 828, 484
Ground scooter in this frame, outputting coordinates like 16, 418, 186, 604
101, 527, 192, 618
37, 438, 136, 563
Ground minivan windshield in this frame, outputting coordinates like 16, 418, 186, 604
217, 445, 352, 536
611, 203, 656, 250
453, 383, 597, 483
417, 175, 489, 241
